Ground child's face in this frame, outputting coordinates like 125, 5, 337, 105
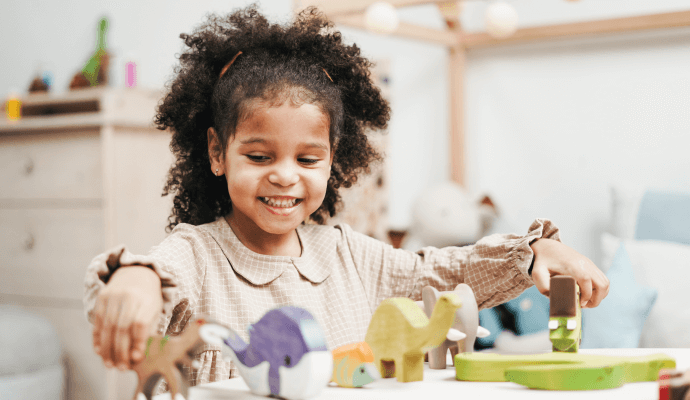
220, 102, 333, 235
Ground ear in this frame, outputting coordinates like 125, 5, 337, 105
207, 127, 225, 176
422, 286, 440, 316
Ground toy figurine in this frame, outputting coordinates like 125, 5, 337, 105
659, 368, 690, 400
418, 284, 491, 369
200, 306, 333, 400
331, 342, 380, 388
548, 275, 582, 352
455, 351, 675, 390
70, 17, 110, 89
365, 293, 462, 382
132, 317, 209, 400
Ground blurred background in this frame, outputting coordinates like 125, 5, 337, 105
1, 0, 689, 399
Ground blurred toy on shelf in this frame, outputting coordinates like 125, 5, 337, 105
28, 63, 53, 93
200, 306, 332, 400
70, 17, 110, 89
549, 275, 582, 352
125, 60, 137, 88
365, 293, 462, 382
331, 342, 380, 388
418, 285, 490, 369
4, 90, 21, 122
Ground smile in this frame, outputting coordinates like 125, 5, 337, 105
259, 197, 303, 208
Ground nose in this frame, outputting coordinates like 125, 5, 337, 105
268, 160, 300, 187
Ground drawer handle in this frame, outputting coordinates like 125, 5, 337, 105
24, 234, 35, 251
24, 158, 34, 175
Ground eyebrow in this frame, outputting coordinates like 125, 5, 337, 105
239, 137, 329, 151
239, 137, 266, 145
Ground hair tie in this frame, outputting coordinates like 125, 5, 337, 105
322, 68, 333, 83
218, 51, 333, 83
219, 51, 243, 80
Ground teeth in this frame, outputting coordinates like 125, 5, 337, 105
262, 197, 298, 208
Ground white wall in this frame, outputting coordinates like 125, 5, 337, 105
0, 0, 292, 95
459, 0, 690, 263
3, 0, 690, 264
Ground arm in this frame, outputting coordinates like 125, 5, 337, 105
340, 218, 560, 311
83, 224, 207, 370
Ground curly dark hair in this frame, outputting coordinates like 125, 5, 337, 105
155, 4, 390, 232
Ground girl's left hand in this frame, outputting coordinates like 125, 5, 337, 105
530, 238, 610, 308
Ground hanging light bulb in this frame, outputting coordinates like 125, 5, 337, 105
485, 2, 519, 38
364, 2, 399, 34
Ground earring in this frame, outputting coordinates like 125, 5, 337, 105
215, 168, 219, 176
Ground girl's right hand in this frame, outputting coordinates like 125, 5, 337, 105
91, 266, 163, 370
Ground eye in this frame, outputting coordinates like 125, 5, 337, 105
246, 155, 269, 162
566, 319, 577, 330
298, 158, 319, 165
284, 355, 291, 366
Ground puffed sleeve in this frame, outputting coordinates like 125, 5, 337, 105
83, 223, 209, 334
340, 218, 560, 310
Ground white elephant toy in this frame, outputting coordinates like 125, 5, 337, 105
417, 284, 490, 369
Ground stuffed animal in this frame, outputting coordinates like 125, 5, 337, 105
404, 182, 497, 251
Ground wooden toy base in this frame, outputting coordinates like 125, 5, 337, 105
455, 351, 676, 390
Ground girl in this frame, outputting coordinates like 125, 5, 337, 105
84, 5, 609, 391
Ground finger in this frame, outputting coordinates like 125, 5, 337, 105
587, 270, 610, 308
92, 295, 107, 353
130, 309, 156, 363
100, 297, 120, 368
114, 298, 135, 369
531, 264, 551, 297
578, 276, 593, 308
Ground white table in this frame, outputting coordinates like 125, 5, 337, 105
153, 348, 690, 400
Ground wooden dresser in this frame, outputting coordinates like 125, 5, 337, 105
0, 87, 173, 400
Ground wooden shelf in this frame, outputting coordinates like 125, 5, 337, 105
1, 87, 164, 133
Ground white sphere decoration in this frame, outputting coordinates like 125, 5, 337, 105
364, 2, 399, 34
485, 2, 519, 38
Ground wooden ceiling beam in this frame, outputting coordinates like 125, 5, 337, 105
295, 0, 452, 17
334, 13, 459, 46
462, 10, 690, 49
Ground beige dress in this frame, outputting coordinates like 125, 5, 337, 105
83, 217, 560, 387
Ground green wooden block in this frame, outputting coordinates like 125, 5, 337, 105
455, 352, 676, 390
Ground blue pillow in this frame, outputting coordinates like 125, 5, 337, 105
635, 190, 690, 245
476, 308, 503, 348
581, 244, 657, 348
503, 285, 550, 335
477, 286, 550, 348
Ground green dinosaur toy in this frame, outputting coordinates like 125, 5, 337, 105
455, 351, 675, 390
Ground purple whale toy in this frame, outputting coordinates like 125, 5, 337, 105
199, 306, 333, 400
